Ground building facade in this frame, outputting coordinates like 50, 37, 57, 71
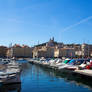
7, 44, 33, 58
33, 46, 54, 58
54, 47, 75, 58
81, 43, 92, 57
0, 46, 8, 58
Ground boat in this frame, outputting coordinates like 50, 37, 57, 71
58, 59, 90, 70
0, 59, 21, 85
0, 68, 21, 84
1, 59, 10, 64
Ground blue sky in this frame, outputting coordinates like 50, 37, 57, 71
0, 0, 92, 46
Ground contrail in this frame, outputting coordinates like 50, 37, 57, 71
62, 16, 92, 32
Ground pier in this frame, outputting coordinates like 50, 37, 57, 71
74, 70, 92, 77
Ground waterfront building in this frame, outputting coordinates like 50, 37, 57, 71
33, 38, 92, 58
33, 46, 54, 58
32, 47, 39, 58
33, 50, 47, 58
81, 43, 92, 57
33, 38, 64, 58
32, 47, 46, 58
54, 47, 75, 58
7, 44, 33, 58
75, 51, 82, 57
0, 46, 7, 58
73, 44, 82, 57
46, 46, 54, 58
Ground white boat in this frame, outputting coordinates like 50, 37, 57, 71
0, 68, 21, 84
0, 59, 21, 84
42, 60, 49, 66
1, 59, 10, 64
49, 59, 56, 66
54, 62, 65, 68
50, 59, 63, 68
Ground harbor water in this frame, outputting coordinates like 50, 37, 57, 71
0, 60, 92, 92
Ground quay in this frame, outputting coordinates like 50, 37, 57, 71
74, 70, 92, 77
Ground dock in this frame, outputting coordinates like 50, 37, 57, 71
74, 69, 92, 77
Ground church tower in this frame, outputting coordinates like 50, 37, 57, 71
52, 37, 54, 42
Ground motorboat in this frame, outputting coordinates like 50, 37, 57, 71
55, 59, 71, 69
0, 68, 21, 84
0, 59, 21, 84
58, 59, 89, 70
42, 60, 49, 66
7, 61, 20, 69
2, 59, 10, 64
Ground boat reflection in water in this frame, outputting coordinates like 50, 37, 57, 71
0, 83, 21, 92
29, 63, 92, 90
